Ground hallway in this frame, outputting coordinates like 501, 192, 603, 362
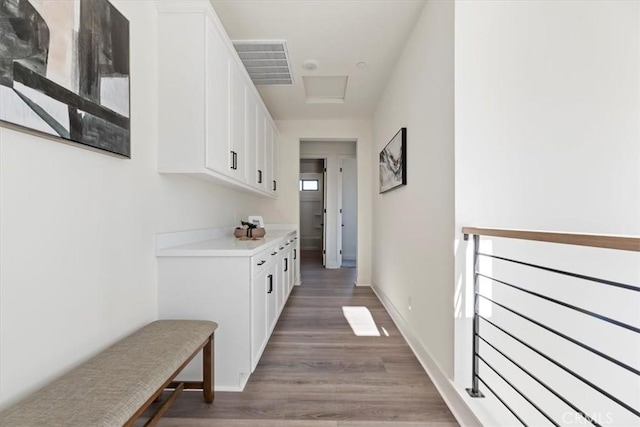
156, 251, 458, 426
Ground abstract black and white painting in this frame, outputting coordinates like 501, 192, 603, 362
0, 0, 130, 157
379, 127, 406, 193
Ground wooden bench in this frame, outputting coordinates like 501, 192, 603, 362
0, 320, 218, 426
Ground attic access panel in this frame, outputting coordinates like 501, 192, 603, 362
302, 76, 348, 104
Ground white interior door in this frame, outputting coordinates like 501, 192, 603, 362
340, 157, 357, 266
322, 159, 327, 267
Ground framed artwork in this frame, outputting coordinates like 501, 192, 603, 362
0, 0, 131, 157
379, 127, 406, 193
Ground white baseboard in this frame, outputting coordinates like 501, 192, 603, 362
214, 372, 249, 392
371, 284, 482, 427
215, 384, 244, 392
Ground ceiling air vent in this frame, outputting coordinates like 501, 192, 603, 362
232, 40, 294, 86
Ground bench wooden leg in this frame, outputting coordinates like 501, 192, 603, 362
203, 333, 214, 403
144, 382, 184, 427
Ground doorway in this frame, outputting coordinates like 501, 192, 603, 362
299, 159, 326, 266
299, 140, 357, 273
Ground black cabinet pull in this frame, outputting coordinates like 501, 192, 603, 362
267, 274, 273, 293
257, 260, 266, 266
273, 180, 277, 191
279, 247, 284, 250
258, 170, 262, 183
228, 151, 238, 170
286, 242, 290, 246
294, 249, 297, 260
284, 258, 288, 272
271, 251, 277, 256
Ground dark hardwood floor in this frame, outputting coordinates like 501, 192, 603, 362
151, 250, 458, 427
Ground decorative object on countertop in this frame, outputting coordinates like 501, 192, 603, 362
234, 220, 266, 239
248, 215, 265, 228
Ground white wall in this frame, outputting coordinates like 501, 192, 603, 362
371, 2, 486, 425
455, 1, 640, 425
260, 119, 373, 284
371, 0, 458, 408
0, 0, 261, 408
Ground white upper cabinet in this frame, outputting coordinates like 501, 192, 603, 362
157, 2, 279, 198
264, 116, 274, 193
269, 125, 279, 196
229, 60, 247, 183
245, 90, 259, 188
256, 107, 267, 192
204, 18, 231, 175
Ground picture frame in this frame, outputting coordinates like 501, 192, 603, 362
0, 0, 131, 157
379, 127, 407, 193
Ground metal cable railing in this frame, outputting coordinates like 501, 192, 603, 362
462, 227, 640, 426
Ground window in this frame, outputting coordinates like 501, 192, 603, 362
299, 179, 319, 191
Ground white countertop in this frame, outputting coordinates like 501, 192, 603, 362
156, 228, 296, 257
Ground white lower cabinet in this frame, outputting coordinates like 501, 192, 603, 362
158, 231, 298, 391
275, 242, 286, 312
283, 237, 297, 297
266, 266, 278, 334
290, 238, 298, 295
250, 262, 268, 371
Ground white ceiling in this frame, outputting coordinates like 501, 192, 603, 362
210, 0, 427, 121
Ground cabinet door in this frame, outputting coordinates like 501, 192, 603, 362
256, 108, 267, 192
245, 89, 258, 188
270, 124, 279, 196
292, 240, 299, 289
264, 119, 274, 194
251, 268, 268, 371
204, 20, 232, 175
280, 246, 293, 309
266, 265, 277, 333
287, 245, 294, 295
229, 61, 247, 183
279, 250, 289, 311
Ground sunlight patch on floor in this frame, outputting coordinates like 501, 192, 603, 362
342, 306, 382, 336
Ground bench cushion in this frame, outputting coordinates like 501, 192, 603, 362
0, 320, 217, 427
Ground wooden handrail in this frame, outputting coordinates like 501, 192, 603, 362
462, 227, 640, 253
